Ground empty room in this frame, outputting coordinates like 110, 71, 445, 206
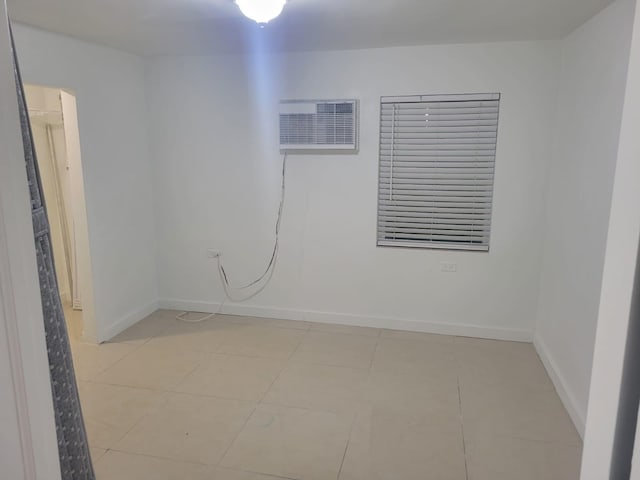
1, 0, 640, 479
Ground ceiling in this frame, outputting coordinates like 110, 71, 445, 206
7, 0, 614, 56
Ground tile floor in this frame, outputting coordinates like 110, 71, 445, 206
69, 310, 583, 480
63, 303, 83, 342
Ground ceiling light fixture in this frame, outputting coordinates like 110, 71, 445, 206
236, 0, 287, 24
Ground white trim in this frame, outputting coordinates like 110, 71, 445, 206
0, 8, 61, 478
534, 334, 586, 438
159, 298, 533, 342
382, 93, 501, 104
100, 300, 159, 343
0, 195, 37, 479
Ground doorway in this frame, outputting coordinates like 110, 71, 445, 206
24, 84, 96, 343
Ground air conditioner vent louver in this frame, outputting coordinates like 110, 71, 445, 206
279, 100, 358, 153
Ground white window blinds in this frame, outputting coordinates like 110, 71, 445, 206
377, 93, 500, 251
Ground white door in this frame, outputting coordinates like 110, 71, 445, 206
60, 90, 83, 309
59, 89, 99, 343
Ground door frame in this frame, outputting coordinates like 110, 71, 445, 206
25, 84, 99, 343
0, 4, 62, 478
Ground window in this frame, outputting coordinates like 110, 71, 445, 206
377, 93, 500, 251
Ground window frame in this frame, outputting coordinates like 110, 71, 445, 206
376, 93, 500, 252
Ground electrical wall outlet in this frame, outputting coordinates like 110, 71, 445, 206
441, 263, 458, 273
207, 249, 220, 259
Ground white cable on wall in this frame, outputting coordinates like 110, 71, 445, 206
177, 153, 288, 323
217, 153, 287, 302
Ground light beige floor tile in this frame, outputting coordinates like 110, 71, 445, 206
371, 337, 457, 379
70, 341, 139, 381
456, 338, 553, 390
63, 305, 83, 343
115, 392, 255, 465
94, 344, 207, 390
174, 353, 286, 401
363, 370, 460, 419
108, 312, 176, 345
544, 442, 583, 480
145, 318, 237, 353
94, 450, 216, 480
78, 381, 162, 449
89, 447, 107, 463
213, 468, 297, 479
309, 322, 380, 337
460, 381, 581, 446
221, 404, 352, 480
263, 362, 368, 413
381, 329, 455, 343
219, 314, 311, 331
79, 315, 581, 480
339, 408, 467, 480
465, 435, 582, 480
290, 332, 378, 369
216, 325, 305, 359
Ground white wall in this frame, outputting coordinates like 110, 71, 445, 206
148, 40, 559, 339
533, 0, 636, 436
581, 0, 640, 475
12, 23, 159, 341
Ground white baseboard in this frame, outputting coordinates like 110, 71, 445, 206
100, 300, 159, 343
158, 298, 533, 342
534, 335, 586, 438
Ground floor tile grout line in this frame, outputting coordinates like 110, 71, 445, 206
77, 378, 163, 392
258, 350, 293, 404
285, 359, 372, 372
169, 355, 211, 394
102, 389, 171, 453
187, 349, 304, 361
215, 349, 292, 468
226, 464, 303, 480
258, 400, 359, 416
165, 388, 266, 404
81, 318, 178, 382
85, 343, 210, 453
93, 347, 300, 381
336, 410, 358, 480
86, 349, 209, 392
216, 403, 259, 467
457, 375, 470, 480
105, 446, 217, 467
486, 432, 583, 448
367, 332, 381, 372
104, 447, 300, 479
81, 340, 147, 382
213, 343, 306, 467
286, 325, 310, 361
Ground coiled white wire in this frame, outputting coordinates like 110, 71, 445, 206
177, 153, 287, 323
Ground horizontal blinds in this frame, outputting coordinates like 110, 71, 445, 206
377, 94, 499, 250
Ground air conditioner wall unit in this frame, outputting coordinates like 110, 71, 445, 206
279, 99, 359, 153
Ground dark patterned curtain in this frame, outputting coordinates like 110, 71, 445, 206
10, 25, 95, 479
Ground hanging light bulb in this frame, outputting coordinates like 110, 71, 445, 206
236, 0, 287, 24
